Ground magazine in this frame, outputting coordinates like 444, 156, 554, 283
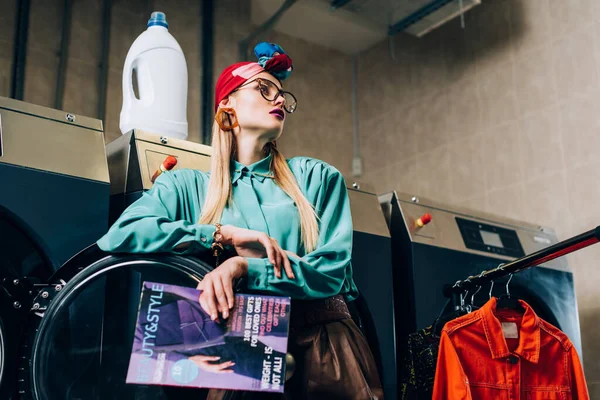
126, 281, 291, 393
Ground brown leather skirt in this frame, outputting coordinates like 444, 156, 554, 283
207, 296, 383, 400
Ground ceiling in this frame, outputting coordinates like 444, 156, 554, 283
250, 0, 480, 55
251, 0, 387, 55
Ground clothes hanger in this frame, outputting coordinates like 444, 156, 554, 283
432, 278, 477, 335
496, 273, 524, 311
469, 283, 482, 311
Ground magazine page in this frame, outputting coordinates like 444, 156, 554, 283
126, 281, 291, 393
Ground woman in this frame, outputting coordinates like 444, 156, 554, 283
98, 42, 383, 399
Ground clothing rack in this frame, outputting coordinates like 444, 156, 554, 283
443, 225, 600, 298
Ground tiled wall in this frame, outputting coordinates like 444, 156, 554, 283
357, 0, 600, 391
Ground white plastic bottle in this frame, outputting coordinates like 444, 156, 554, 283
120, 12, 188, 140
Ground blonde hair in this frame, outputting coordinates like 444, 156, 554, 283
199, 111, 319, 253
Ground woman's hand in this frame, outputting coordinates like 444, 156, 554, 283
197, 256, 248, 320
189, 355, 235, 374
220, 225, 294, 280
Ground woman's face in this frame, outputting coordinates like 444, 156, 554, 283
227, 72, 288, 141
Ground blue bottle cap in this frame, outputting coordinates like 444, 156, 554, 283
148, 11, 168, 28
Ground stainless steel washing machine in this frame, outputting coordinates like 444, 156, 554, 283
379, 191, 583, 358
0, 97, 110, 399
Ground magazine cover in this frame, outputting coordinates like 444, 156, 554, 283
126, 281, 291, 393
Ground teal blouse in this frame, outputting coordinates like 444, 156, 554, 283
97, 155, 359, 301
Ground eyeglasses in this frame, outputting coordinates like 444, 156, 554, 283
235, 78, 297, 113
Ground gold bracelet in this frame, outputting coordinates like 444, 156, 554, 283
211, 223, 224, 258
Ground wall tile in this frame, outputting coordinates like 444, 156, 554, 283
448, 134, 485, 203
112, 0, 148, 17
479, 61, 517, 128
69, 0, 104, 65
520, 105, 564, 180
28, 0, 63, 55
0, 41, 12, 98
559, 90, 600, 169
410, 30, 448, 101
482, 120, 524, 191
552, 24, 599, 102
419, 90, 451, 152
485, 183, 525, 222
440, 19, 478, 85
565, 161, 600, 231
386, 156, 418, 195
509, 0, 552, 56
548, 0, 595, 40
446, 79, 482, 141
521, 171, 569, 233
0, 0, 17, 45
187, 88, 201, 143
359, 112, 393, 173
62, 58, 99, 118
103, 68, 123, 144
392, 103, 419, 162
454, 194, 487, 215
514, 45, 558, 116
23, 48, 59, 108
469, 0, 515, 78
416, 144, 451, 203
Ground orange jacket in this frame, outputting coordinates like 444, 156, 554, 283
433, 297, 589, 400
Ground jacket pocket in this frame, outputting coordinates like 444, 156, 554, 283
470, 384, 509, 400
527, 390, 567, 400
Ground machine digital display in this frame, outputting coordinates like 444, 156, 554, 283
455, 217, 525, 257
480, 231, 504, 248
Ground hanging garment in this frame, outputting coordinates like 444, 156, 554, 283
432, 297, 589, 400
399, 326, 441, 399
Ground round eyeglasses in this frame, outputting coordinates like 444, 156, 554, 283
236, 78, 297, 113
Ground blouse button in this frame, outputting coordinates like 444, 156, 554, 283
200, 236, 207, 243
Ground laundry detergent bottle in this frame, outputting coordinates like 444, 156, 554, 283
120, 11, 188, 140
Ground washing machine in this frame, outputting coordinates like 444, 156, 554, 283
0, 97, 110, 398
106, 130, 398, 399
0, 97, 110, 270
379, 191, 583, 358
3, 242, 222, 399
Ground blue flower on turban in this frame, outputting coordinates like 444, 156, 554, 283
254, 42, 293, 81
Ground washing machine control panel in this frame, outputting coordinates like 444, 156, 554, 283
456, 217, 525, 258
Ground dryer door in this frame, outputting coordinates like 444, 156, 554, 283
22, 248, 217, 400
0, 207, 54, 400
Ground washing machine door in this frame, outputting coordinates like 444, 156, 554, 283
20, 246, 218, 400
0, 207, 55, 400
